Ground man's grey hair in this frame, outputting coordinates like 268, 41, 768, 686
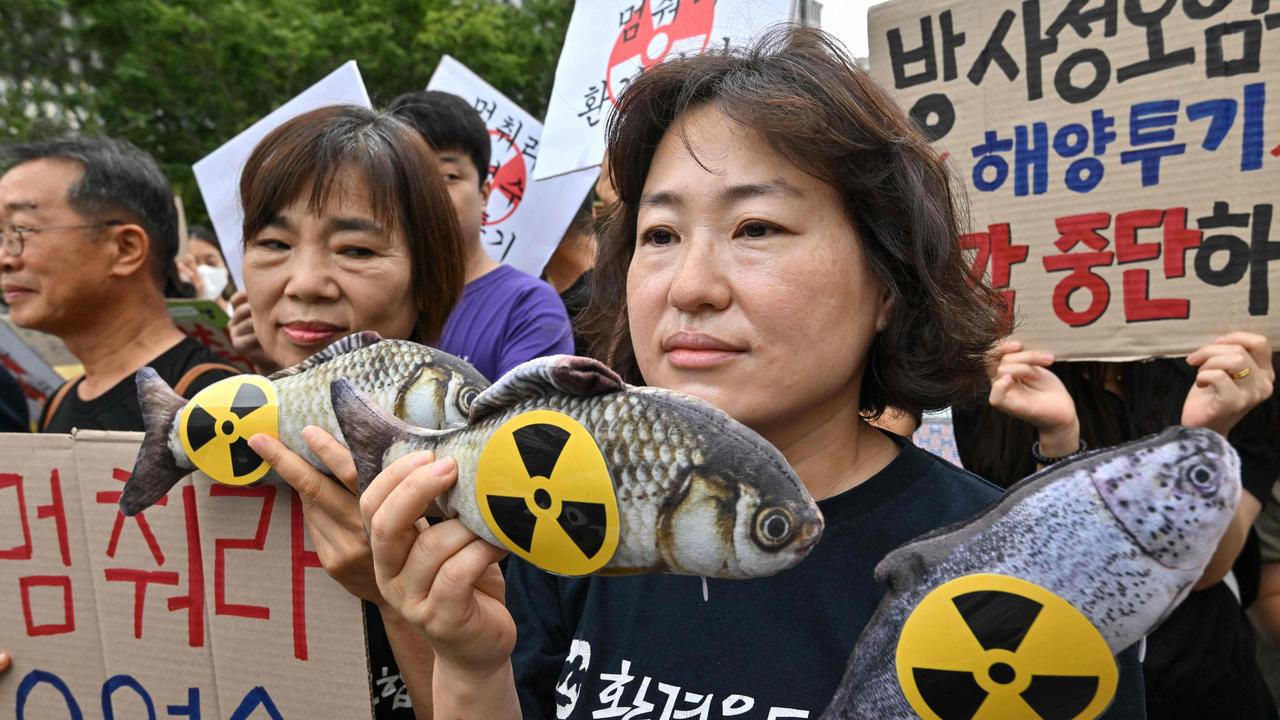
1, 136, 179, 290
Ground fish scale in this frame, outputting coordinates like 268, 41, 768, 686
335, 355, 820, 578
822, 426, 1240, 719
120, 333, 488, 516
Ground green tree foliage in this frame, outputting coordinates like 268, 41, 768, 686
1, 0, 574, 223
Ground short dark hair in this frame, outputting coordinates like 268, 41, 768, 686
188, 225, 218, 246
582, 26, 1005, 418
388, 90, 491, 189
239, 105, 466, 344
1, 136, 178, 289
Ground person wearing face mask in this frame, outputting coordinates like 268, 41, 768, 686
231, 105, 467, 720
0, 137, 238, 433
354, 28, 1147, 718
176, 225, 235, 310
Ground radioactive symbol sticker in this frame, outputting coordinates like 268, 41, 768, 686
476, 410, 618, 576
178, 375, 279, 487
896, 574, 1118, 720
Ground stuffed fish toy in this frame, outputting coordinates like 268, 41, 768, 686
821, 426, 1240, 720
120, 331, 489, 515
331, 354, 824, 579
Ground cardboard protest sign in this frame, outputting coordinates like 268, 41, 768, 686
0, 432, 372, 719
869, 1, 1280, 360
428, 55, 601, 276
194, 62, 372, 289
535, 0, 792, 181
167, 299, 256, 373
0, 322, 66, 428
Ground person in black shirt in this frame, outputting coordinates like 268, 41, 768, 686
355, 27, 1147, 718
0, 137, 238, 433
0, 365, 30, 432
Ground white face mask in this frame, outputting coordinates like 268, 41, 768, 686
196, 264, 230, 301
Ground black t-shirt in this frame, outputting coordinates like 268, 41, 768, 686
507, 435, 1147, 719
39, 336, 237, 433
365, 602, 417, 720
0, 365, 30, 431
558, 269, 591, 358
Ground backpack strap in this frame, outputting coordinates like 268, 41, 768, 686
173, 363, 240, 397
40, 377, 82, 432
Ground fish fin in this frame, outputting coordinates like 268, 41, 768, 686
119, 367, 189, 516
267, 331, 384, 380
331, 378, 439, 494
469, 355, 625, 424
873, 467, 1071, 590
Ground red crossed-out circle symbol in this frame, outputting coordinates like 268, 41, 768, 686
485, 128, 526, 227
606, 0, 716, 104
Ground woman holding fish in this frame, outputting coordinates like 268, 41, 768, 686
355, 28, 1149, 719
219, 105, 471, 718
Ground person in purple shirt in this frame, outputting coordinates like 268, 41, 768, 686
388, 90, 573, 381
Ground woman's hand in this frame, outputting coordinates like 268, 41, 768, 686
0, 649, 10, 674
1182, 332, 1275, 436
987, 340, 1081, 456
248, 427, 382, 605
359, 452, 515, 682
177, 255, 204, 298
228, 290, 279, 374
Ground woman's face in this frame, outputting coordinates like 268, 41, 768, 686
242, 168, 416, 368
189, 238, 225, 268
627, 106, 890, 439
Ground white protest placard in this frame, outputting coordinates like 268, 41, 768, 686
0, 432, 373, 719
534, 0, 793, 181
428, 55, 600, 276
193, 61, 372, 289
868, 1, 1280, 359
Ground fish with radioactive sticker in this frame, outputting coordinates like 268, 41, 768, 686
822, 426, 1241, 720
119, 331, 489, 516
331, 354, 824, 578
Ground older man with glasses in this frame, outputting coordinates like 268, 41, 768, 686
0, 136, 237, 433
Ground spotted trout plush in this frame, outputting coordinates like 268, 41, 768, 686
332, 354, 824, 578
821, 426, 1241, 720
120, 332, 488, 515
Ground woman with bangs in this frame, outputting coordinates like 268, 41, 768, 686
233, 104, 466, 719
355, 28, 1147, 718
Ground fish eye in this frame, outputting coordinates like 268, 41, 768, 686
755, 508, 793, 548
1183, 463, 1217, 495
457, 386, 481, 413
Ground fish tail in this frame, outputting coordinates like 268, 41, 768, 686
331, 378, 437, 494
119, 367, 188, 516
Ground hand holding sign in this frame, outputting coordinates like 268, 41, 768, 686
1183, 332, 1275, 436
0, 648, 11, 674
987, 340, 1082, 457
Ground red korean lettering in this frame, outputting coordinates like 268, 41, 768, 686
104, 568, 180, 639
959, 222, 1029, 328
19, 575, 74, 636
1115, 209, 1191, 322
0, 472, 33, 560
291, 489, 323, 660
97, 468, 167, 565
1042, 212, 1114, 327
211, 484, 274, 620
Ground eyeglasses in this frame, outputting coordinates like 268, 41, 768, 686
0, 221, 123, 258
